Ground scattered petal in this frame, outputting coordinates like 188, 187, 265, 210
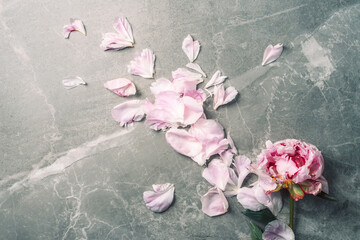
237, 187, 266, 211
254, 185, 283, 216
227, 131, 238, 155
111, 100, 145, 126
104, 78, 136, 96
62, 76, 86, 89
113, 17, 134, 43
63, 18, 86, 39
150, 78, 174, 95
165, 128, 202, 160
143, 183, 175, 213
262, 43, 283, 66
182, 34, 200, 62
263, 220, 295, 240
205, 70, 227, 88
202, 159, 230, 191
213, 84, 238, 110
128, 49, 155, 78
186, 62, 206, 77
184, 89, 207, 103
172, 68, 203, 94
220, 150, 234, 167
201, 187, 228, 217
234, 155, 251, 187
100, 32, 134, 50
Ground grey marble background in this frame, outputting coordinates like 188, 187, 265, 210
0, 0, 359, 239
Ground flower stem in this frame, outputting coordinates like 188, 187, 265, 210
289, 196, 294, 230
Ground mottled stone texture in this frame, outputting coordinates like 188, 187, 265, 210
0, 0, 359, 239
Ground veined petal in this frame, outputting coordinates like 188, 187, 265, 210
63, 18, 86, 38
111, 100, 145, 127
100, 32, 134, 50
128, 48, 155, 79
205, 70, 227, 88
182, 34, 200, 62
104, 78, 136, 97
201, 187, 228, 217
263, 220, 295, 240
143, 183, 175, 213
213, 85, 238, 110
165, 128, 202, 160
262, 43, 283, 66
186, 62, 206, 77
202, 159, 229, 191
150, 78, 174, 95
62, 76, 86, 89
113, 17, 134, 43
237, 187, 266, 211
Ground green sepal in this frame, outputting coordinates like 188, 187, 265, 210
316, 191, 337, 201
250, 221, 263, 240
288, 183, 305, 201
242, 208, 276, 226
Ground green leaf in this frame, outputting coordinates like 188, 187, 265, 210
316, 191, 337, 201
250, 221, 263, 240
242, 208, 276, 226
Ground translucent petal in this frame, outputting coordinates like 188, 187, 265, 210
111, 100, 145, 127
182, 34, 200, 62
201, 187, 228, 217
205, 70, 227, 88
128, 48, 155, 79
104, 78, 136, 97
262, 220, 295, 240
113, 17, 134, 43
62, 76, 86, 89
63, 18, 86, 39
186, 62, 206, 77
262, 43, 283, 66
143, 183, 175, 213
202, 159, 230, 191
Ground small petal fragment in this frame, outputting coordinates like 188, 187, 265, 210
182, 34, 200, 62
63, 18, 86, 39
227, 131, 238, 155
111, 100, 145, 126
201, 187, 229, 217
100, 33, 134, 50
205, 70, 227, 88
113, 17, 134, 43
263, 220, 295, 240
213, 84, 238, 110
202, 159, 229, 191
104, 78, 136, 97
262, 43, 283, 66
62, 76, 86, 89
128, 49, 155, 79
186, 62, 206, 77
143, 183, 175, 213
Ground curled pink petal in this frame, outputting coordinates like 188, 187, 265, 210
182, 34, 200, 62
62, 76, 86, 89
150, 78, 174, 95
202, 159, 229, 191
104, 78, 136, 97
234, 155, 251, 187
220, 150, 234, 167
237, 187, 266, 211
224, 168, 240, 197
182, 96, 204, 125
205, 70, 227, 88
128, 48, 155, 78
213, 84, 238, 110
254, 184, 283, 216
63, 18, 86, 39
113, 17, 134, 43
111, 100, 145, 126
201, 187, 228, 217
186, 62, 206, 77
100, 32, 134, 50
143, 183, 175, 213
172, 68, 203, 94
263, 220, 295, 240
262, 43, 283, 66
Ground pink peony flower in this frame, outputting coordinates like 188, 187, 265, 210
254, 139, 328, 201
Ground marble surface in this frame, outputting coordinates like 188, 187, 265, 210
0, 0, 359, 239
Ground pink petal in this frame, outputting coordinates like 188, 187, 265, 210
237, 187, 266, 211
182, 96, 204, 125
63, 18, 86, 39
128, 48, 155, 79
234, 155, 251, 187
317, 175, 329, 194
104, 78, 136, 97
165, 128, 202, 161
254, 185, 283, 216
182, 34, 200, 62
143, 183, 175, 213
224, 168, 240, 197
111, 100, 145, 127
172, 68, 203, 94
62, 76, 87, 89
189, 118, 225, 142
202, 159, 230, 191
186, 62, 206, 77
150, 78, 174, 95
262, 220, 295, 240
213, 84, 238, 110
227, 131, 238, 155
201, 187, 229, 217
205, 70, 227, 88
262, 43, 283, 66
113, 17, 134, 43
204, 138, 229, 160
183, 89, 207, 103
220, 150, 234, 167
100, 32, 134, 50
